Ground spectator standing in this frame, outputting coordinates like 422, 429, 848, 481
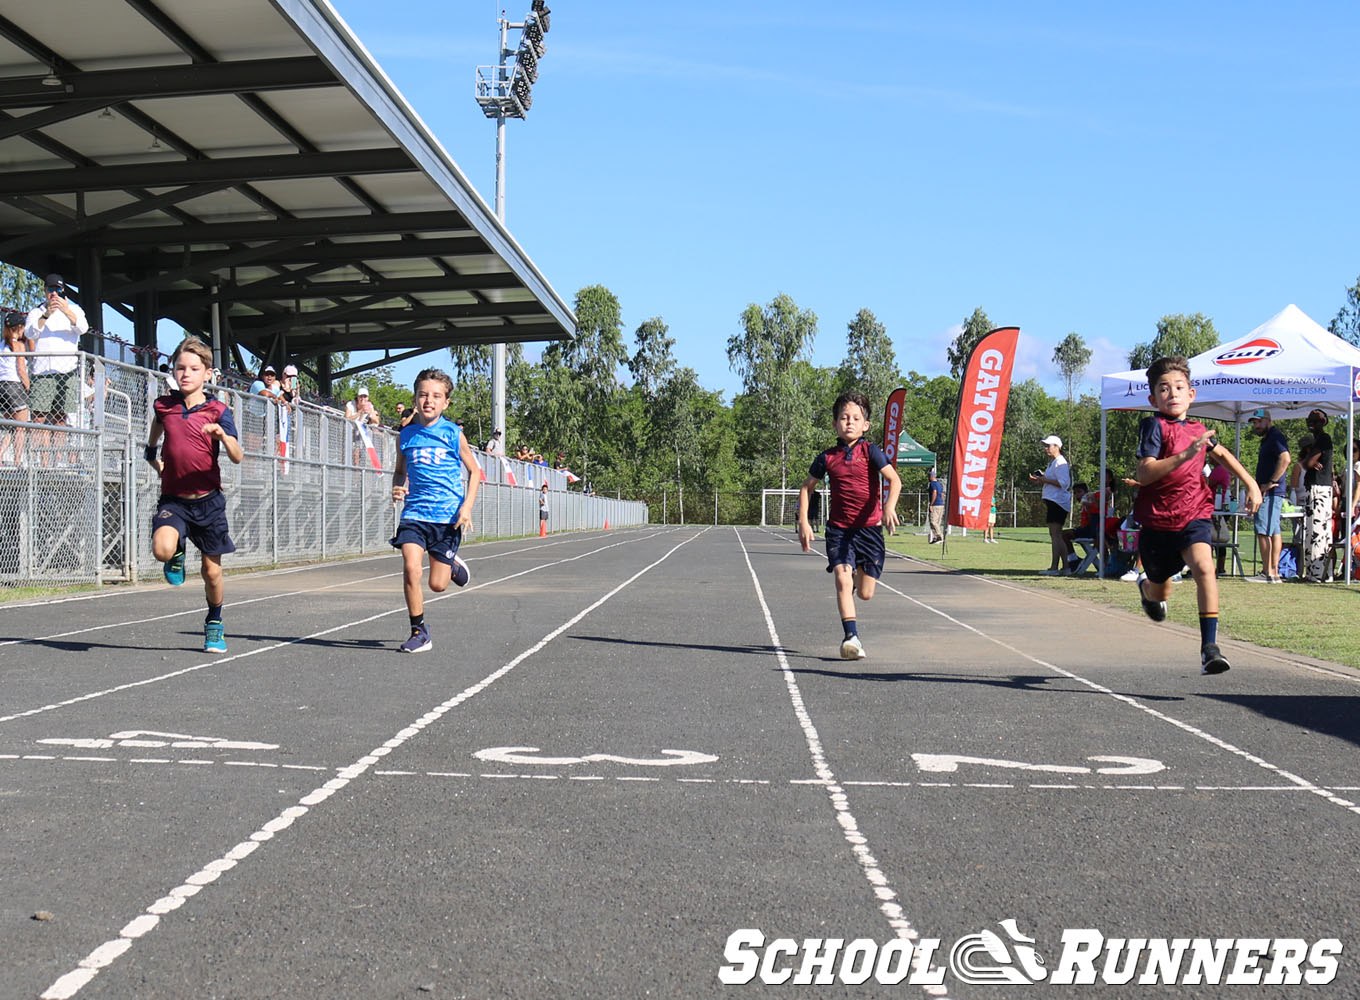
539, 481, 550, 535
25, 274, 88, 458
1246, 408, 1289, 583
0, 309, 31, 464
1299, 408, 1334, 581
926, 468, 945, 543
984, 496, 998, 543
1030, 434, 1072, 575
1206, 460, 1232, 576
485, 429, 504, 456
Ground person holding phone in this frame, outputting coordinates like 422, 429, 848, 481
25, 274, 89, 463
1030, 435, 1072, 575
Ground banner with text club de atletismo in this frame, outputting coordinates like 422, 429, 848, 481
947, 326, 1019, 529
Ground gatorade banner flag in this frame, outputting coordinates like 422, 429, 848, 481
880, 386, 907, 515
946, 326, 1020, 529
353, 418, 383, 475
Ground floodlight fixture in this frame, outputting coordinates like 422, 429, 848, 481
532, 0, 551, 32
523, 16, 546, 58
517, 43, 539, 83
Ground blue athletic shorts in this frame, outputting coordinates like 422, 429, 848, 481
1254, 493, 1283, 536
391, 520, 463, 565
823, 524, 886, 579
153, 491, 236, 557
1138, 518, 1212, 584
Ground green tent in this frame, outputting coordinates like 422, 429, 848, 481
895, 429, 936, 467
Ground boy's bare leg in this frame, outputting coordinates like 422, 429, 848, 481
854, 568, 876, 602
402, 544, 426, 617
201, 553, 224, 607
151, 524, 182, 562
833, 564, 857, 620
1183, 542, 1218, 615
428, 560, 452, 593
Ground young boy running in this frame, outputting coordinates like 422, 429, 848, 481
145, 336, 243, 653
1132, 356, 1261, 674
797, 391, 902, 659
390, 369, 478, 653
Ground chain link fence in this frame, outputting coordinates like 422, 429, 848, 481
0, 352, 647, 589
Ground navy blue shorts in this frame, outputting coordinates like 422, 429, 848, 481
391, 520, 463, 566
823, 524, 886, 579
153, 491, 236, 557
1138, 518, 1212, 584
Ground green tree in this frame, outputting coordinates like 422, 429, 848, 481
1127, 313, 1219, 369
448, 343, 494, 442
727, 294, 818, 490
0, 263, 44, 311
544, 285, 627, 482
1052, 332, 1092, 463
652, 367, 704, 518
628, 317, 676, 400
837, 308, 900, 411
1328, 274, 1360, 347
947, 307, 992, 381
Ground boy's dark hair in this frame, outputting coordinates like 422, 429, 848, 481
1074, 482, 1089, 492
171, 335, 212, 369
832, 391, 871, 421
414, 368, 454, 397
1145, 355, 1190, 389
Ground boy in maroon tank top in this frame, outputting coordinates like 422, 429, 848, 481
1131, 357, 1260, 675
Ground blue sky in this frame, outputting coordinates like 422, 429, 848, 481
173, 2, 1360, 401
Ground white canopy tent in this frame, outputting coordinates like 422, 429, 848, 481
1096, 305, 1360, 582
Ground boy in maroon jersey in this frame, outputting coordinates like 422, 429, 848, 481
797, 391, 901, 660
145, 336, 244, 653
1132, 356, 1260, 674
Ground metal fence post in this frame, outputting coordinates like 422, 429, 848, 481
271, 448, 279, 565
321, 461, 328, 560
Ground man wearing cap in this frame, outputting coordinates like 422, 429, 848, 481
1247, 408, 1290, 583
1299, 408, 1334, 581
24, 274, 89, 435
926, 467, 945, 543
484, 428, 504, 456
1029, 434, 1072, 575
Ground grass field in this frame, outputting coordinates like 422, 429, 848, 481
885, 524, 1360, 671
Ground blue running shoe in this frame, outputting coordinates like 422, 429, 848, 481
400, 624, 432, 654
451, 555, 470, 588
204, 620, 226, 653
164, 547, 186, 586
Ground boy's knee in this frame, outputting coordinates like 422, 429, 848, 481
429, 578, 448, 593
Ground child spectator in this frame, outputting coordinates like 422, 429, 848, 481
390, 368, 479, 653
145, 336, 243, 653
796, 390, 902, 660
1130, 356, 1261, 675
0, 309, 31, 464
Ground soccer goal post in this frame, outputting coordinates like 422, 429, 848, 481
760, 488, 829, 527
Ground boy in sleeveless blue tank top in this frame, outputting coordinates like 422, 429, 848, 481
390, 369, 480, 653
1132, 356, 1260, 675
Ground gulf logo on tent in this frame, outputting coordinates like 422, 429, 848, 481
1213, 338, 1282, 366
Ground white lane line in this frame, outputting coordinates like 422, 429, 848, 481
735, 528, 949, 999
39, 528, 705, 1000
0, 528, 656, 648
0, 529, 674, 726
872, 576, 1360, 820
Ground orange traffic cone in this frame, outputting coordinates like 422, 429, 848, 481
604, 518, 610, 530
539, 519, 547, 537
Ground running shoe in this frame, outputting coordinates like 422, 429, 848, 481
1200, 643, 1230, 675
1038, 568, 1063, 576
401, 624, 432, 654
451, 555, 470, 588
164, 547, 186, 586
1245, 573, 1272, 583
1119, 568, 1139, 582
1138, 580, 1167, 622
840, 635, 867, 660
203, 620, 226, 654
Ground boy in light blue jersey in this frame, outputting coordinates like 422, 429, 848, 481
390, 368, 480, 653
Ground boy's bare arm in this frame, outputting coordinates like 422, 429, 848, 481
880, 463, 902, 534
391, 452, 408, 502
219, 430, 244, 465
796, 475, 819, 552
456, 433, 480, 529
1213, 443, 1263, 513
1133, 427, 1216, 486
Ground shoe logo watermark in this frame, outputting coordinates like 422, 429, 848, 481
719, 921, 1341, 987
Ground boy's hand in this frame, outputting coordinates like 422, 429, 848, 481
797, 521, 813, 552
1190, 427, 1216, 453
201, 422, 225, 441
1242, 481, 1263, 515
455, 507, 473, 531
882, 507, 899, 536
391, 484, 408, 503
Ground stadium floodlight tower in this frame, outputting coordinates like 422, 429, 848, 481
474, 0, 551, 442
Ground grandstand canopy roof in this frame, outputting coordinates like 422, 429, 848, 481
0, 0, 574, 375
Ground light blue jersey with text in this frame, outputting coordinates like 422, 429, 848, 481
399, 417, 465, 523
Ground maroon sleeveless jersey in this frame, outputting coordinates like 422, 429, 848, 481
1132, 414, 1213, 531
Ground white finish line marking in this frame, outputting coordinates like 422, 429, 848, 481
39, 529, 705, 1000
736, 528, 949, 999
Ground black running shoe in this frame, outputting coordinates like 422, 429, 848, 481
1200, 643, 1230, 675
1138, 580, 1167, 623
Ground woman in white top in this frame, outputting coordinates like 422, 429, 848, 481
1029, 434, 1072, 575
0, 308, 30, 463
